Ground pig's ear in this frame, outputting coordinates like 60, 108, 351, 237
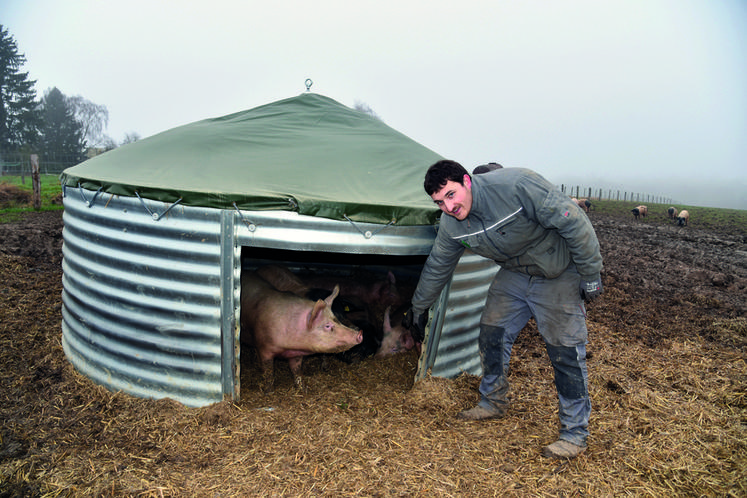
383, 306, 392, 332
325, 285, 340, 305
308, 299, 327, 330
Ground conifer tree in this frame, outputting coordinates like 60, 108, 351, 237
0, 25, 41, 153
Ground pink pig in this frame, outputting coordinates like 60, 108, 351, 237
240, 271, 363, 392
375, 306, 416, 358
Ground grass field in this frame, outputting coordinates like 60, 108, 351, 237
0, 174, 64, 222
588, 198, 747, 236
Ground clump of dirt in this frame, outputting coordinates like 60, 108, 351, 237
0, 210, 63, 265
0, 182, 31, 208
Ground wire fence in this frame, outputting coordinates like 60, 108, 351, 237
560, 185, 673, 205
1, 152, 88, 176
1, 152, 675, 206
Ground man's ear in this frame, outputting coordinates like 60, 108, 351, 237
463, 174, 472, 189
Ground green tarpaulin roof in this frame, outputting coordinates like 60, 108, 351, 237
61, 93, 443, 226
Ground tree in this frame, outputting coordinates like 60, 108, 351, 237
67, 95, 109, 148
39, 87, 86, 167
354, 100, 383, 122
0, 25, 42, 153
121, 132, 141, 145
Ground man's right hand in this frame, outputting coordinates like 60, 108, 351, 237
403, 307, 428, 343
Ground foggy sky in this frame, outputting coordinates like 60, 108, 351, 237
4, 0, 745, 209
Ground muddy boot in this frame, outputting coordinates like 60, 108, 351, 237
541, 439, 587, 459
458, 325, 510, 421
457, 399, 507, 420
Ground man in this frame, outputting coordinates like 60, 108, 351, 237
405, 160, 603, 459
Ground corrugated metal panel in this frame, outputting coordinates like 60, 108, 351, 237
61, 187, 440, 407
234, 209, 436, 255
421, 251, 499, 379
61, 186, 492, 406
61, 188, 231, 407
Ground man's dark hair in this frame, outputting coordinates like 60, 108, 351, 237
424, 160, 470, 195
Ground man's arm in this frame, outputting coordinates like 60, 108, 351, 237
410, 224, 466, 314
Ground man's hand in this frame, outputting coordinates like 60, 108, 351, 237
580, 278, 603, 301
403, 307, 429, 343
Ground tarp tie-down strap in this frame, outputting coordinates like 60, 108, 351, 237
233, 202, 259, 232
76, 182, 103, 208
343, 215, 396, 239
134, 191, 182, 221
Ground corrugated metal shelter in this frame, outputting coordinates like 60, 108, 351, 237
59, 92, 498, 407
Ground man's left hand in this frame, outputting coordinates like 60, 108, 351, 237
580, 278, 603, 301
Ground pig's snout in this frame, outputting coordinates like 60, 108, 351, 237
355, 330, 363, 344
401, 330, 415, 350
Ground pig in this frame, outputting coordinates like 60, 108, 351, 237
240, 271, 363, 392
631, 205, 648, 220
258, 265, 403, 310
303, 270, 403, 310
667, 206, 678, 220
376, 305, 416, 358
256, 265, 380, 363
571, 197, 592, 213
677, 209, 690, 226
253, 265, 416, 363
302, 287, 383, 364
256, 264, 310, 296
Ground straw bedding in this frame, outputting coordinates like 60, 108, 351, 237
0, 210, 744, 497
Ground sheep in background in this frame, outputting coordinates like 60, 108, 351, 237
631, 205, 648, 220
677, 210, 690, 226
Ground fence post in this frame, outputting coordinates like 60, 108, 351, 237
31, 154, 41, 209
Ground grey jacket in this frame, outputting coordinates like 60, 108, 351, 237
411, 167, 603, 314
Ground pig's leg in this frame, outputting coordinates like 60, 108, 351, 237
288, 357, 305, 392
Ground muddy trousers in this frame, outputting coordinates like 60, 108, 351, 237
479, 266, 591, 447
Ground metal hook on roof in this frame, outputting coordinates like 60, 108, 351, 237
233, 202, 258, 232
343, 215, 396, 239
77, 182, 103, 208
305, 79, 313, 91
134, 191, 182, 221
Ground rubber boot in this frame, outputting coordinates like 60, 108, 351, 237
458, 325, 509, 420
545, 343, 590, 448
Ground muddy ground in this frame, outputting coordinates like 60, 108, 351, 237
0, 208, 745, 497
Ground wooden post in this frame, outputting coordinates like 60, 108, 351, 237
31, 154, 41, 209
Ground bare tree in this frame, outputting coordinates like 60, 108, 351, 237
353, 100, 383, 122
121, 132, 141, 145
67, 95, 109, 147
101, 135, 118, 151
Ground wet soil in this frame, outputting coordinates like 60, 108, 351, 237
0, 208, 745, 496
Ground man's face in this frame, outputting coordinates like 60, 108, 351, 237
431, 174, 473, 221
